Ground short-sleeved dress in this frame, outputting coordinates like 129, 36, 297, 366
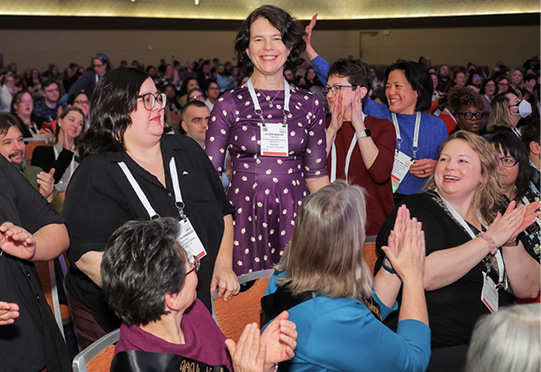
206, 86, 327, 275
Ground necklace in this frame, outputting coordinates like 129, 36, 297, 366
257, 89, 281, 108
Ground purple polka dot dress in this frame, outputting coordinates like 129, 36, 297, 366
205, 85, 328, 275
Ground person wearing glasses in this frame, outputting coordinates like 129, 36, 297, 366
488, 132, 541, 260
486, 91, 530, 137
63, 67, 239, 349
324, 58, 396, 235
495, 75, 511, 95
205, 5, 329, 276
479, 78, 497, 129
10, 90, 52, 138
67, 91, 91, 129
445, 86, 485, 135
102, 218, 298, 372
33, 79, 62, 122
68, 53, 110, 99
383, 60, 448, 202
376, 131, 540, 371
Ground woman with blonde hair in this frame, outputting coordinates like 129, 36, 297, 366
377, 130, 540, 371
486, 92, 525, 136
262, 180, 431, 372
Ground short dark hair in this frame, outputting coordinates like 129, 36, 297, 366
384, 60, 433, 112
41, 79, 58, 90
79, 67, 149, 159
487, 131, 532, 201
234, 5, 305, 74
447, 87, 484, 113
0, 113, 25, 137
181, 100, 208, 118
328, 58, 372, 103
101, 218, 187, 326
67, 90, 88, 106
479, 78, 496, 95
521, 119, 540, 149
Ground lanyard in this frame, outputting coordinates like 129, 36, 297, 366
436, 190, 505, 284
53, 145, 76, 181
118, 158, 186, 220
247, 77, 290, 127
330, 114, 365, 182
391, 112, 421, 160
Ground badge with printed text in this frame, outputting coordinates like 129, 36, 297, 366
391, 151, 414, 193
260, 123, 289, 157
177, 218, 206, 260
481, 271, 498, 313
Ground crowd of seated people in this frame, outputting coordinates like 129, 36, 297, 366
0, 6, 540, 371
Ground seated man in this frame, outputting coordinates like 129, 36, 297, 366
102, 218, 297, 372
33, 79, 61, 123
0, 114, 63, 212
0, 150, 70, 371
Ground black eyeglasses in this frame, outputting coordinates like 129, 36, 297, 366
456, 111, 484, 120
138, 93, 166, 110
499, 156, 519, 168
323, 85, 357, 95
186, 255, 200, 276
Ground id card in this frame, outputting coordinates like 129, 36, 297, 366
177, 218, 207, 260
481, 271, 498, 313
260, 123, 289, 157
391, 151, 414, 193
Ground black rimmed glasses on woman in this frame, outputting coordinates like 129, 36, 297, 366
456, 111, 484, 120
323, 85, 357, 95
138, 93, 166, 110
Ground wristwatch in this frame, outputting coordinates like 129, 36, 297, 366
356, 129, 371, 139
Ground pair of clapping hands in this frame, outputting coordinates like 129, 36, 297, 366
226, 311, 297, 372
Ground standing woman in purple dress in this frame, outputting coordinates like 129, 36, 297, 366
206, 5, 329, 275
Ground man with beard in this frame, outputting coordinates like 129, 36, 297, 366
0, 114, 62, 212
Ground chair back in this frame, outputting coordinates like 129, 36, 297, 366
24, 138, 47, 165
363, 235, 378, 275
212, 269, 274, 343
72, 328, 120, 372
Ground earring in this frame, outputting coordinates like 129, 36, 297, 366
115, 130, 122, 142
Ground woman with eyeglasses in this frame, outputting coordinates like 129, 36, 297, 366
479, 78, 496, 129
495, 75, 510, 95
377, 131, 540, 371
446, 86, 485, 134
486, 91, 530, 137
383, 60, 448, 203
67, 91, 91, 129
488, 132, 541, 260
103, 218, 298, 372
205, 5, 329, 276
63, 67, 239, 349
68, 53, 110, 99
9, 90, 52, 138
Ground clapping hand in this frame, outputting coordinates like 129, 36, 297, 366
0, 222, 36, 261
0, 302, 19, 325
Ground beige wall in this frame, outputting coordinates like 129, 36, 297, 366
2, 25, 539, 72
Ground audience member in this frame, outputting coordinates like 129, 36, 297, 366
521, 120, 540, 194
447, 86, 485, 134
197, 60, 214, 91
325, 58, 396, 235
10, 90, 52, 138
0, 151, 70, 372
486, 91, 525, 136
68, 53, 110, 98
0, 114, 62, 212
33, 79, 61, 122
465, 304, 540, 372
377, 131, 540, 372
67, 91, 90, 129
31, 107, 85, 185
204, 81, 220, 110
205, 5, 329, 276
479, 77, 496, 129
0, 73, 17, 112
263, 181, 430, 372
102, 217, 297, 372
509, 68, 524, 97
495, 75, 510, 94
178, 77, 200, 107
181, 100, 209, 148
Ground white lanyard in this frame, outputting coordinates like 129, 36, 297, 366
443, 108, 457, 124
330, 113, 365, 182
436, 190, 504, 284
247, 77, 290, 126
118, 158, 185, 220
391, 112, 421, 160
53, 145, 76, 180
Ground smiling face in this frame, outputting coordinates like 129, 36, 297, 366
14, 92, 34, 117
42, 83, 60, 103
435, 139, 483, 205
327, 74, 366, 120
0, 125, 26, 170
124, 78, 165, 149
58, 110, 84, 141
385, 69, 418, 115
496, 146, 519, 191
72, 93, 90, 117
246, 17, 290, 80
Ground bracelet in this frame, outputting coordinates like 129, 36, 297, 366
478, 231, 497, 254
382, 256, 396, 274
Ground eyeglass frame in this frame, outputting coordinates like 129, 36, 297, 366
138, 92, 166, 110
185, 255, 200, 276
74, 99, 90, 105
323, 85, 357, 95
499, 156, 519, 168
456, 111, 484, 120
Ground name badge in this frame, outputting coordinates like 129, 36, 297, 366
177, 218, 207, 260
391, 151, 414, 193
260, 123, 289, 157
481, 271, 498, 313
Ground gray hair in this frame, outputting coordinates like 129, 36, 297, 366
465, 303, 541, 372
